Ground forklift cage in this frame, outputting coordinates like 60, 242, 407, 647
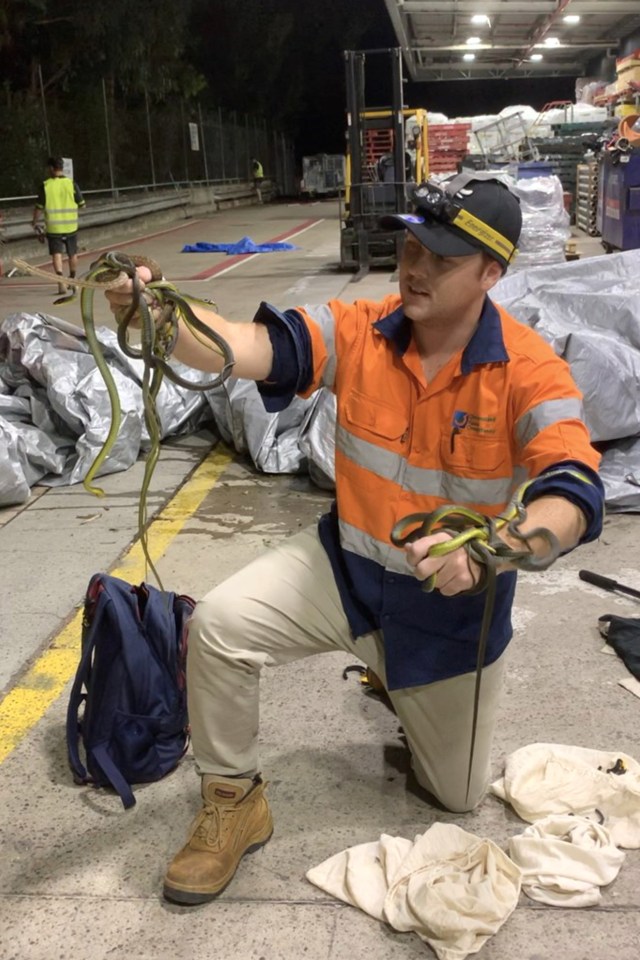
341, 47, 425, 277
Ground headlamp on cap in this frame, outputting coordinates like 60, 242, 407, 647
411, 179, 518, 265
412, 181, 460, 221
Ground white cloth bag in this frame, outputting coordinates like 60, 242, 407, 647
307, 822, 521, 960
490, 743, 640, 848
508, 814, 625, 907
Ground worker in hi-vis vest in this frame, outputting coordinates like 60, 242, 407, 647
252, 157, 264, 203
32, 157, 86, 296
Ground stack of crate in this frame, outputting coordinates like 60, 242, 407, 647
364, 129, 394, 180
576, 161, 600, 236
427, 123, 471, 174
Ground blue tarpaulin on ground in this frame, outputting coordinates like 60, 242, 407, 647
181, 237, 298, 255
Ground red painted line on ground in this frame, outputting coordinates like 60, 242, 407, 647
187, 217, 322, 280
79, 218, 207, 261
3, 216, 322, 289
3, 218, 206, 285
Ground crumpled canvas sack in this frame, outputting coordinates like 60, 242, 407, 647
508, 814, 625, 907
307, 822, 521, 960
491, 743, 640, 848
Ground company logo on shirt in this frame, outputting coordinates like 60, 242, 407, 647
450, 409, 497, 452
452, 410, 469, 431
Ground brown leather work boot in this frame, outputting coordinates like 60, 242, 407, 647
163, 775, 273, 905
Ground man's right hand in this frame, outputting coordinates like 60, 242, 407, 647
105, 265, 154, 315
102, 264, 273, 381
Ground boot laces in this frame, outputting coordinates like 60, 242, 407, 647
194, 804, 219, 843
192, 801, 238, 849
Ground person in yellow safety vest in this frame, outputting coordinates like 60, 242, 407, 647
32, 157, 86, 296
251, 157, 264, 203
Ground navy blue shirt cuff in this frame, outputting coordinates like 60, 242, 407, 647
253, 302, 313, 412
522, 460, 604, 544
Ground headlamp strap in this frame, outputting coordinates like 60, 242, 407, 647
451, 207, 516, 262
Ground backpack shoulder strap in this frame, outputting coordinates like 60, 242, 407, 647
91, 744, 136, 809
65, 574, 107, 783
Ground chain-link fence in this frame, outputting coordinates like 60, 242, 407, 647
0, 84, 297, 202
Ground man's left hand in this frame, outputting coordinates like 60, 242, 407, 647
404, 531, 481, 596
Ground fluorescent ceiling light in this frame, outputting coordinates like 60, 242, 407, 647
563, 14, 581, 24
544, 37, 561, 46
463, 53, 476, 61
466, 36, 482, 46
530, 53, 544, 61
471, 14, 490, 25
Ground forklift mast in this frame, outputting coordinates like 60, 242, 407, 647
341, 47, 424, 277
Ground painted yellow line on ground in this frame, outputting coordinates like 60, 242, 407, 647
0, 445, 233, 765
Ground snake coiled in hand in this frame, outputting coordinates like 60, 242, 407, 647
15, 252, 235, 588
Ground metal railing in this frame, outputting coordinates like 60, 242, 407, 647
0, 178, 276, 247
0, 90, 297, 202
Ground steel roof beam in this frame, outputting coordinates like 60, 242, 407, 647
382, 0, 419, 79
515, 0, 575, 67
414, 65, 585, 78
418, 60, 582, 74
413, 41, 615, 51
384, 1, 635, 80
401, 1, 640, 13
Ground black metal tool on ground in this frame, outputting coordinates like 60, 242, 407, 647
579, 569, 640, 601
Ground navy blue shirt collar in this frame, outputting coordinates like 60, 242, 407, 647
373, 304, 412, 354
373, 296, 509, 374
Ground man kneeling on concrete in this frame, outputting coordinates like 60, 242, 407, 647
106, 174, 604, 905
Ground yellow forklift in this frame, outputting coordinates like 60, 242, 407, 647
340, 47, 429, 277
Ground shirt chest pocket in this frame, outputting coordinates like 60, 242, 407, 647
441, 433, 507, 475
343, 391, 408, 444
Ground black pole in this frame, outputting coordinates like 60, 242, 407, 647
391, 46, 406, 214
579, 570, 640, 600
102, 78, 116, 199
38, 64, 51, 156
144, 87, 156, 186
180, 99, 189, 183
344, 50, 362, 224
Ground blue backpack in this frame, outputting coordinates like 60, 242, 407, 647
66, 573, 194, 809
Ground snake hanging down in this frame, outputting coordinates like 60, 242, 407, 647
14, 252, 235, 589
390, 471, 594, 804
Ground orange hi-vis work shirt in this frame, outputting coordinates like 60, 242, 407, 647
255, 294, 604, 690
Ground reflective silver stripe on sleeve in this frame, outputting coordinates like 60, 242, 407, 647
516, 398, 585, 449
336, 424, 514, 505
303, 304, 337, 388
338, 518, 413, 576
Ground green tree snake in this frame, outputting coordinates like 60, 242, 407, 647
15, 251, 235, 590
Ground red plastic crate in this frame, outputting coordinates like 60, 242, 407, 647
428, 123, 471, 141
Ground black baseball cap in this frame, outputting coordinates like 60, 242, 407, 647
380, 173, 522, 269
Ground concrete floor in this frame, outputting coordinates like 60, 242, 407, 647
0, 203, 639, 960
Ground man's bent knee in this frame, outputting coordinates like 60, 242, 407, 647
412, 764, 488, 813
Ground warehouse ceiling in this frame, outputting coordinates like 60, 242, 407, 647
383, 0, 640, 80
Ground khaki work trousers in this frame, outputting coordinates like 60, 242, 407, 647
187, 525, 507, 813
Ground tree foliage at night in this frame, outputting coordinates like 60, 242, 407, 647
0, 0, 577, 195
